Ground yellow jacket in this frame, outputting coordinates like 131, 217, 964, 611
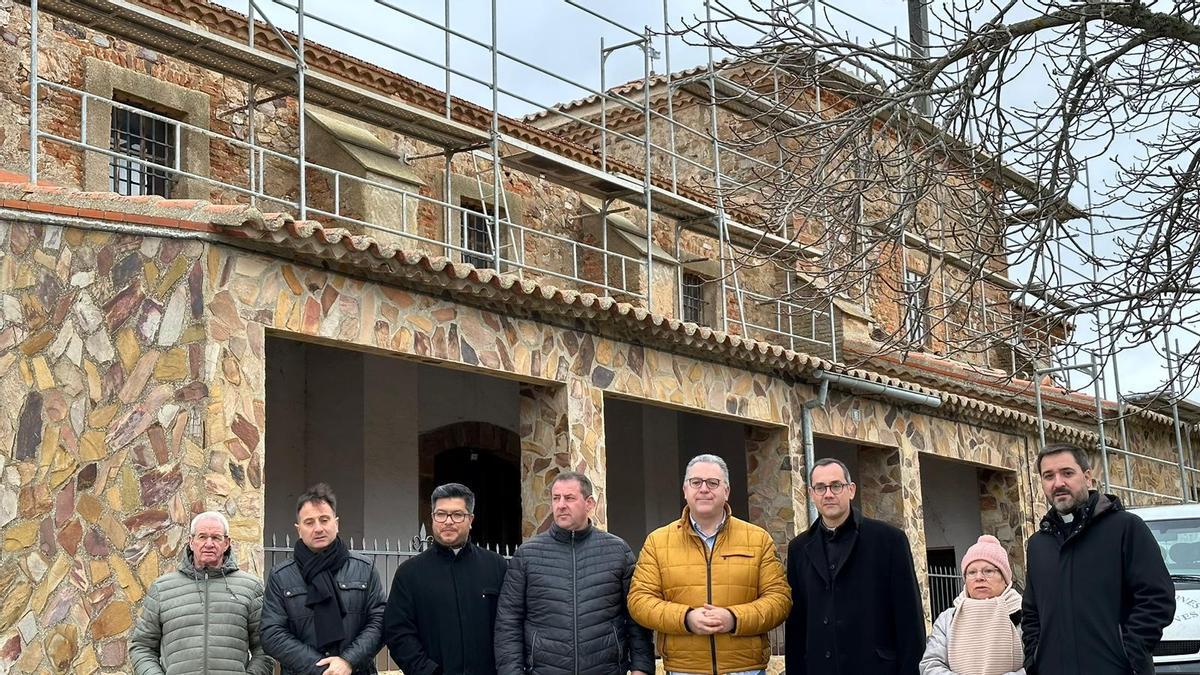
628, 506, 791, 674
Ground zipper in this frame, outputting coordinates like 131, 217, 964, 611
203, 571, 210, 675
572, 530, 579, 675
704, 537, 717, 675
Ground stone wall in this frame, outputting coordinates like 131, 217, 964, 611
0, 220, 212, 672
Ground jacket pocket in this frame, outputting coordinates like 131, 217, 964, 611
526, 628, 539, 672
337, 579, 369, 614
875, 647, 898, 661
608, 622, 624, 667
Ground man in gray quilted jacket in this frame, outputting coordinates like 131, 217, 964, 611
130, 511, 275, 675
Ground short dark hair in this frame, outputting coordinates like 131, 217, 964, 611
809, 457, 852, 484
551, 471, 594, 499
431, 482, 476, 513
1036, 443, 1092, 474
296, 482, 337, 514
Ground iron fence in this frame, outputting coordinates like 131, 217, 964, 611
928, 564, 963, 618
263, 533, 786, 667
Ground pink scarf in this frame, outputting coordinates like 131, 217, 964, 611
947, 586, 1023, 675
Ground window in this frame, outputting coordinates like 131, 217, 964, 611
904, 270, 931, 347
110, 103, 178, 198
461, 200, 504, 269
681, 273, 708, 324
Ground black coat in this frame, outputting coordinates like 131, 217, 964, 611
383, 541, 508, 675
785, 509, 926, 675
1023, 491, 1175, 675
262, 552, 386, 675
494, 523, 655, 675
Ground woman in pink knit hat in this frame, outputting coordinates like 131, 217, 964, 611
919, 534, 1025, 675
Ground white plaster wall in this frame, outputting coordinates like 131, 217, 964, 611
919, 455, 984, 562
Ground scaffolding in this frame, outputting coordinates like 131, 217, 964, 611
17, 0, 1200, 504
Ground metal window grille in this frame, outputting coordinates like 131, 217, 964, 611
110, 104, 177, 198
462, 201, 501, 269
682, 273, 707, 324
904, 270, 931, 347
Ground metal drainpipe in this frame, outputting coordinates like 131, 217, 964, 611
802, 379, 830, 524
802, 371, 943, 524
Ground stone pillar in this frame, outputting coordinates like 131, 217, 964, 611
857, 443, 931, 625
979, 468, 1027, 583
746, 424, 802, 550
518, 376, 606, 539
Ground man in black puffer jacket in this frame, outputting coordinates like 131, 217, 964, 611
263, 483, 386, 675
495, 471, 654, 675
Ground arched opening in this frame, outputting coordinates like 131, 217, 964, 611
419, 422, 521, 551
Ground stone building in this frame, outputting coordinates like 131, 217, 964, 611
0, 0, 1196, 673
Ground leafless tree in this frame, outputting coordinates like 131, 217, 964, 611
671, 0, 1200, 398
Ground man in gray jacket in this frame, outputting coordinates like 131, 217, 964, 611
495, 471, 654, 675
130, 511, 275, 675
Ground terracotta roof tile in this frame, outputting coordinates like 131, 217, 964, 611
0, 180, 1129, 448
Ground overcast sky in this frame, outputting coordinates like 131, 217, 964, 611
212, 0, 1192, 403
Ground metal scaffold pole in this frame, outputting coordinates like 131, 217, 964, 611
296, 0, 307, 219
490, 0, 502, 273
704, 0, 747, 337
28, 0, 38, 184
642, 25, 654, 311
1168, 336, 1190, 501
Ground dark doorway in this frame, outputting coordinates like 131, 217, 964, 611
433, 447, 521, 550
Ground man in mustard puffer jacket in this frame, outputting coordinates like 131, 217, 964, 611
628, 454, 791, 674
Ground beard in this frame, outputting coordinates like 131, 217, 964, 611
1051, 487, 1089, 513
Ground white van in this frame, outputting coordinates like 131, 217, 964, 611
1131, 503, 1200, 674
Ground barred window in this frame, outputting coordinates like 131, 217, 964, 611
904, 270, 931, 347
682, 273, 708, 324
110, 103, 177, 198
461, 200, 503, 269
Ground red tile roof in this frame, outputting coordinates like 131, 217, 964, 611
1, 176, 1171, 450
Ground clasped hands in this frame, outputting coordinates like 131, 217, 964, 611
685, 604, 735, 635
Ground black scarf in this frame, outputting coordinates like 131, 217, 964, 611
294, 536, 349, 652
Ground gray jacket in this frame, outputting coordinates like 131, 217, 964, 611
919, 605, 1026, 675
129, 546, 275, 675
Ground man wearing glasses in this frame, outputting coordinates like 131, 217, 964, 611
130, 511, 276, 675
383, 483, 508, 675
628, 454, 791, 675
784, 457, 924, 675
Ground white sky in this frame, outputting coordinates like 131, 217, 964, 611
213, 0, 1193, 403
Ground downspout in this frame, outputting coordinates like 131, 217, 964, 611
802, 370, 943, 524
801, 379, 830, 524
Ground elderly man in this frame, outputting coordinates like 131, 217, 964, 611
628, 454, 791, 675
495, 470, 654, 675
130, 511, 275, 675
384, 482, 508, 675
262, 483, 386, 675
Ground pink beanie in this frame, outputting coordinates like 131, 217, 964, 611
961, 535, 1012, 584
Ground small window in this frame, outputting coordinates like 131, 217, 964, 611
110, 102, 177, 198
904, 270, 930, 347
682, 273, 708, 324
461, 200, 504, 269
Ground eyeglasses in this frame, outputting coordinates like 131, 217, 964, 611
432, 511, 471, 524
686, 477, 723, 490
810, 482, 850, 495
965, 567, 1001, 580
191, 534, 227, 544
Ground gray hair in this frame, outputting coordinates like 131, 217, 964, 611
190, 511, 230, 536
685, 454, 730, 484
